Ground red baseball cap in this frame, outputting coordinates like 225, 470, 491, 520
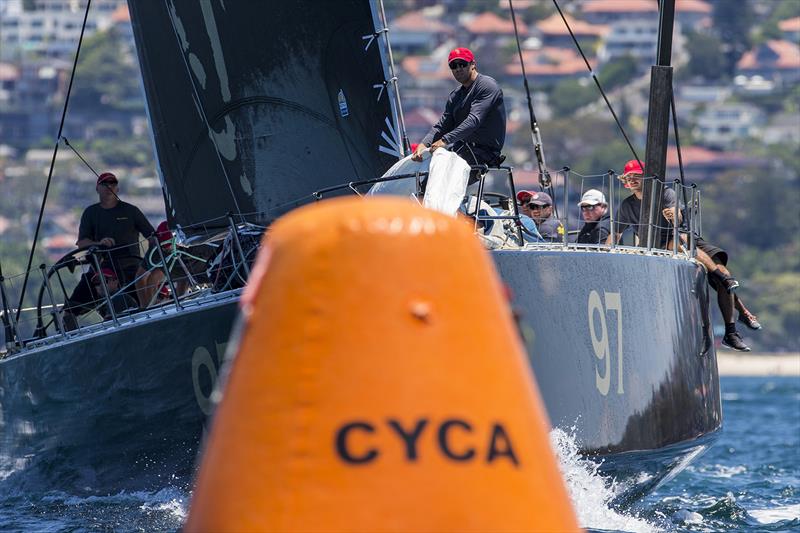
156, 220, 172, 243
448, 47, 475, 64
97, 172, 118, 185
622, 160, 643, 176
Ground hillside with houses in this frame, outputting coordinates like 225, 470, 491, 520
0, 0, 797, 351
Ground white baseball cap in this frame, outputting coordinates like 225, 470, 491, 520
578, 189, 606, 206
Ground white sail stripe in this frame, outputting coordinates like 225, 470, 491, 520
379, 145, 401, 157
380, 130, 399, 151
384, 116, 401, 147
362, 34, 375, 51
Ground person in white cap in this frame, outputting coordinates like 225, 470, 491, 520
575, 189, 610, 245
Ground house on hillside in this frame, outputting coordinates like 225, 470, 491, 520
665, 146, 765, 183
398, 48, 455, 110
536, 13, 608, 51
735, 40, 800, 90
462, 11, 526, 39
778, 17, 800, 43
0, 59, 67, 148
762, 113, 800, 146
503, 47, 591, 86
0, 0, 117, 60
388, 9, 452, 55
582, 0, 711, 31
597, 18, 660, 66
692, 103, 766, 150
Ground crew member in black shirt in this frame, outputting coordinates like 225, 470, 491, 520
576, 189, 610, 245
62, 172, 155, 330
609, 160, 757, 351
411, 47, 506, 169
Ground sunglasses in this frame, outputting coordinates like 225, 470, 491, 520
527, 203, 548, 209
449, 60, 469, 70
580, 205, 598, 211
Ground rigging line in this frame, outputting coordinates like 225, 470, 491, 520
377, 0, 410, 155
508, 0, 553, 195
163, 0, 243, 220
669, 91, 691, 218
61, 137, 122, 202
551, 0, 642, 167
15, 0, 92, 322
62, 137, 98, 177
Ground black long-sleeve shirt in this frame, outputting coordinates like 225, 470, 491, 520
421, 73, 506, 155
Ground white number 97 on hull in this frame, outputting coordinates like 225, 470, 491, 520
588, 290, 623, 396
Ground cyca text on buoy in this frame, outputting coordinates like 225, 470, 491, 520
334, 418, 520, 467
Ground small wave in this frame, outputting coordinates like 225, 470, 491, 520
750, 503, 800, 524
698, 464, 747, 479
721, 393, 739, 401
549, 428, 659, 533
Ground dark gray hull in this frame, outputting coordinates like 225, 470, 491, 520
0, 296, 238, 494
494, 249, 721, 502
0, 250, 720, 500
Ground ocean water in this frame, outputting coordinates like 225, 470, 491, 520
0, 376, 797, 532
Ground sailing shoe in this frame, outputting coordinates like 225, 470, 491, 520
710, 269, 739, 293
738, 312, 762, 331
721, 275, 739, 293
722, 331, 751, 352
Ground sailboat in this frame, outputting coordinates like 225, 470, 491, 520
0, 0, 719, 503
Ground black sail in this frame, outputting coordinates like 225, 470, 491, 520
127, 0, 400, 229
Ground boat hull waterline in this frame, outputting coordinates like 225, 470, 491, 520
0, 250, 721, 499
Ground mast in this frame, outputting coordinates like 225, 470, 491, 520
639, 0, 675, 248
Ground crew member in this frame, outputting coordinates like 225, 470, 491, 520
62, 172, 155, 329
517, 190, 563, 242
610, 160, 757, 351
412, 47, 506, 170
576, 189, 610, 245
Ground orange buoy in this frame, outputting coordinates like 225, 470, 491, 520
185, 197, 579, 532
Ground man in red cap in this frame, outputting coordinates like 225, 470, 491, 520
609, 160, 759, 351
62, 172, 155, 329
411, 47, 506, 172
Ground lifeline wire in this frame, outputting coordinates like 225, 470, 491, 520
508, 0, 553, 199
16, 0, 92, 322
552, 0, 642, 167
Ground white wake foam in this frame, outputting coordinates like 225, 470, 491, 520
750, 503, 800, 524
549, 427, 659, 533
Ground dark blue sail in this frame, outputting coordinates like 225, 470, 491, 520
128, 0, 401, 228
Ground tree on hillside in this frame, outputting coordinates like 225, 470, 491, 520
768, 0, 800, 25
712, 1, 754, 76
548, 79, 596, 116
69, 29, 143, 114
685, 31, 726, 81
523, 1, 555, 24
597, 55, 639, 91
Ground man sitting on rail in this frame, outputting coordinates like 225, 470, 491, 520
609, 159, 759, 351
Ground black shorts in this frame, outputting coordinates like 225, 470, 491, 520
697, 237, 729, 292
696, 237, 728, 265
